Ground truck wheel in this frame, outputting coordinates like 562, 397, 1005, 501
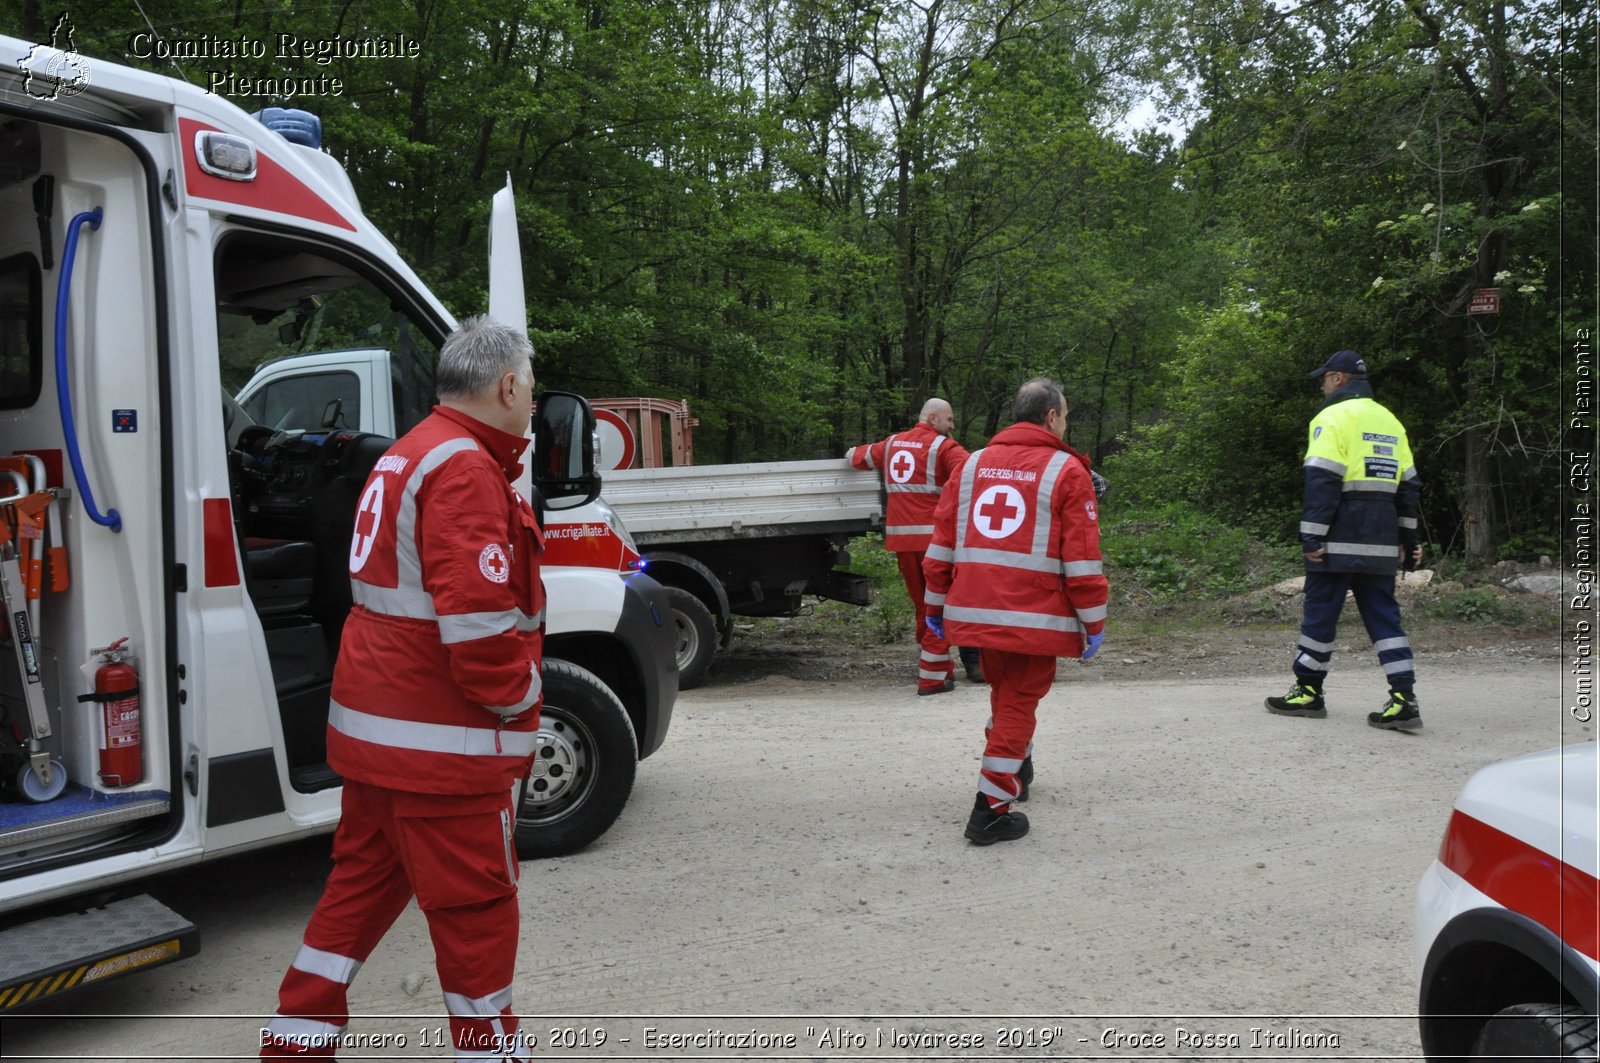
514, 660, 637, 860
1471, 1003, 1598, 1058
666, 586, 716, 689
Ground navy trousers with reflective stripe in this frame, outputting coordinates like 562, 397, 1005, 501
1292, 570, 1415, 692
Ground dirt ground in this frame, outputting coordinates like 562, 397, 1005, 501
2, 575, 1576, 1063
717, 568, 1562, 687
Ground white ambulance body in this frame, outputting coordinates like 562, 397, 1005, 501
1415, 741, 1599, 1058
0, 36, 675, 1007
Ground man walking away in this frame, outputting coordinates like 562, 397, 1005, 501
1265, 349, 1424, 731
849, 398, 972, 695
262, 317, 544, 1061
924, 378, 1108, 844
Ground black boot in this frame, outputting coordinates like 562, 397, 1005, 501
1016, 755, 1033, 803
959, 647, 985, 683
1368, 689, 1422, 731
964, 793, 1029, 845
1265, 681, 1326, 718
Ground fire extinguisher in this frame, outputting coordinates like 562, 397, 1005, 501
79, 637, 141, 787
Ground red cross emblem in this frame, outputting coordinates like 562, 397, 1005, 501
348, 479, 386, 571
889, 449, 917, 484
479, 543, 510, 584
973, 484, 1026, 539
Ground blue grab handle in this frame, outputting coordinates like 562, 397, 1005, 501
55, 207, 121, 533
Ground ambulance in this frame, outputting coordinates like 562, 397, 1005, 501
1416, 741, 1599, 1059
0, 34, 676, 1006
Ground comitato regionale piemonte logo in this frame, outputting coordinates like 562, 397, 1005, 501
19, 12, 92, 101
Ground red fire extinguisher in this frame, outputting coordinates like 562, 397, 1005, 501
80, 637, 141, 787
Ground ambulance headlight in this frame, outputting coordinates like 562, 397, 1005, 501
196, 131, 257, 181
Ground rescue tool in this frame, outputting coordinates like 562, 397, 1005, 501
0, 476, 71, 802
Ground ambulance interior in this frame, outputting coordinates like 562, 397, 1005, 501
215, 233, 437, 795
0, 114, 180, 880
0, 113, 437, 882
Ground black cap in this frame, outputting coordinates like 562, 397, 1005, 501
1309, 349, 1367, 378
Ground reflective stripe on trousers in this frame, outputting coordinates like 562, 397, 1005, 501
1292, 570, 1414, 690
976, 650, 1055, 811
898, 551, 953, 688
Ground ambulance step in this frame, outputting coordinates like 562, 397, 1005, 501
0, 783, 170, 850
290, 761, 342, 793
0, 894, 198, 1010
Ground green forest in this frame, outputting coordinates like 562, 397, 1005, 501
12, 0, 1595, 564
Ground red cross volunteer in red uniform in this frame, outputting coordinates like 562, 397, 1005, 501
262, 317, 543, 1062
848, 398, 971, 694
924, 378, 1108, 845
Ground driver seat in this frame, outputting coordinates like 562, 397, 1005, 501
243, 537, 317, 617
227, 425, 318, 619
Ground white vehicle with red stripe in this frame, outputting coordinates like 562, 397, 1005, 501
0, 34, 675, 1009
235, 358, 887, 691
1416, 741, 1599, 1059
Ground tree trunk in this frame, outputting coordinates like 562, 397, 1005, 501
1461, 423, 1493, 558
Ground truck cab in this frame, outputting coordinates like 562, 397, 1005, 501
0, 35, 674, 1007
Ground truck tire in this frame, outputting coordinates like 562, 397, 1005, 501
665, 585, 716, 689
514, 660, 637, 860
1471, 1003, 1598, 1059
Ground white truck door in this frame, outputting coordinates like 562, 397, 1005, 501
234, 350, 390, 435
488, 176, 527, 339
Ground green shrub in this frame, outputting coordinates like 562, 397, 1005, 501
1420, 586, 1531, 625
1101, 502, 1297, 601
840, 534, 914, 644
1494, 535, 1560, 563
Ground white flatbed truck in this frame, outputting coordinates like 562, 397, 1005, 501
602, 460, 883, 686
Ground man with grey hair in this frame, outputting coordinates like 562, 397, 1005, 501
263, 316, 543, 1062
849, 396, 973, 693
924, 377, 1108, 844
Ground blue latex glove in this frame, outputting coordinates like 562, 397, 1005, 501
925, 615, 945, 640
1081, 632, 1103, 660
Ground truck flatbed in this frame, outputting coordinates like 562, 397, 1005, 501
603, 458, 882, 544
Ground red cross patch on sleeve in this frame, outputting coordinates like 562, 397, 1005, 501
479, 543, 510, 583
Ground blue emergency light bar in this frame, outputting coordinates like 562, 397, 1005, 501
253, 107, 322, 149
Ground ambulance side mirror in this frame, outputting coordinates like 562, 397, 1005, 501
531, 391, 601, 511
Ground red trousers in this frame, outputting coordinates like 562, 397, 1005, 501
262, 780, 529, 1061
977, 649, 1057, 811
897, 551, 954, 691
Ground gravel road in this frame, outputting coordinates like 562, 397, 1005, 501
3, 647, 1577, 1062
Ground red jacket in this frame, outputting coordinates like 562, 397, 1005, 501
922, 422, 1107, 657
327, 406, 545, 797
848, 422, 970, 552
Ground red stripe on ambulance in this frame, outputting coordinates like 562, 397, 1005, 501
180, 118, 355, 231
1439, 809, 1600, 962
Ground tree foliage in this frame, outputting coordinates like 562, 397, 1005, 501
18, 0, 1584, 556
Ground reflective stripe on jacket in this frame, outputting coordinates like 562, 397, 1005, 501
327, 406, 545, 796
1300, 381, 1420, 575
848, 422, 970, 552
922, 421, 1107, 657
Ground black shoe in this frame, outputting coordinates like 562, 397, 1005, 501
959, 647, 985, 683
918, 676, 957, 697
1016, 755, 1033, 803
1265, 682, 1327, 718
1369, 690, 1422, 731
965, 794, 1029, 845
